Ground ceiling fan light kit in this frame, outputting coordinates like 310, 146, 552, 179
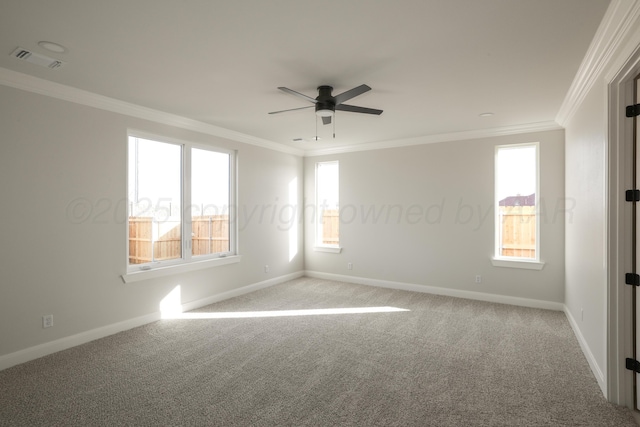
315, 109, 334, 117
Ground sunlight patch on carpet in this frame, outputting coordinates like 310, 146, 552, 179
162, 306, 410, 319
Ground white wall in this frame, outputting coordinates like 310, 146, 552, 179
564, 82, 608, 384
562, 0, 640, 400
0, 84, 304, 361
304, 130, 565, 304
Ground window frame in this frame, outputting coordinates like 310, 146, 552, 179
188, 145, 236, 259
492, 142, 544, 270
124, 131, 238, 281
314, 160, 341, 253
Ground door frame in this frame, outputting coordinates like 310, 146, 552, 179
608, 44, 640, 408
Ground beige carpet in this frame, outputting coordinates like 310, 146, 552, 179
0, 277, 637, 426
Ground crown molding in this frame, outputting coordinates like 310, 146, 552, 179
0, 67, 304, 157
1, 66, 564, 158
303, 121, 562, 157
604, 3, 640, 83
556, 0, 640, 126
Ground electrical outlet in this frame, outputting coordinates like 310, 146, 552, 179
264, 265, 269, 273
42, 315, 53, 328
348, 262, 353, 270
475, 275, 482, 283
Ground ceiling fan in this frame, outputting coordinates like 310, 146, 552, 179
268, 84, 383, 125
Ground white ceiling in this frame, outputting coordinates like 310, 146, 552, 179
0, 0, 611, 152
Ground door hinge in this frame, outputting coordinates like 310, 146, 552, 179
626, 189, 640, 202
627, 358, 640, 373
627, 104, 640, 118
626, 273, 640, 286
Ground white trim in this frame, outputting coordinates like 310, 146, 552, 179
128, 129, 236, 156
315, 160, 340, 248
564, 305, 607, 396
313, 246, 342, 254
0, 270, 303, 372
304, 121, 561, 157
0, 311, 160, 372
178, 271, 303, 313
491, 258, 545, 270
606, 21, 640, 407
305, 271, 606, 394
122, 255, 242, 283
556, 0, 640, 126
604, 1, 640, 83
0, 67, 564, 158
606, 63, 633, 407
304, 270, 564, 311
124, 132, 238, 278
494, 142, 541, 265
0, 67, 303, 157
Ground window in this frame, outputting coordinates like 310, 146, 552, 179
315, 161, 340, 249
190, 148, 231, 257
495, 143, 539, 262
127, 135, 235, 271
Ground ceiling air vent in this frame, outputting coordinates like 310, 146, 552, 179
11, 47, 64, 69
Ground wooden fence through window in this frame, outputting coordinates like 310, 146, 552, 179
322, 209, 339, 245
499, 206, 536, 258
320, 208, 537, 256
130, 208, 534, 262
192, 215, 230, 255
128, 215, 229, 264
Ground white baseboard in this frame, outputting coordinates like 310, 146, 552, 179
5, 268, 601, 396
564, 305, 606, 397
305, 270, 565, 311
0, 311, 161, 372
179, 271, 304, 313
304, 270, 606, 396
0, 271, 304, 372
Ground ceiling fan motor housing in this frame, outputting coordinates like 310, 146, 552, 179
315, 85, 335, 116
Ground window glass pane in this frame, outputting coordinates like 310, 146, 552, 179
191, 148, 230, 256
496, 145, 537, 259
128, 137, 182, 264
316, 161, 339, 246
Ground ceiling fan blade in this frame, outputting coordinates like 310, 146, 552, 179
335, 104, 383, 115
322, 116, 332, 125
268, 105, 314, 115
333, 84, 371, 105
278, 87, 318, 104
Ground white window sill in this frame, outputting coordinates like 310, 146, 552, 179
314, 246, 342, 254
122, 255, 241, 283
491, 258, 545, 270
